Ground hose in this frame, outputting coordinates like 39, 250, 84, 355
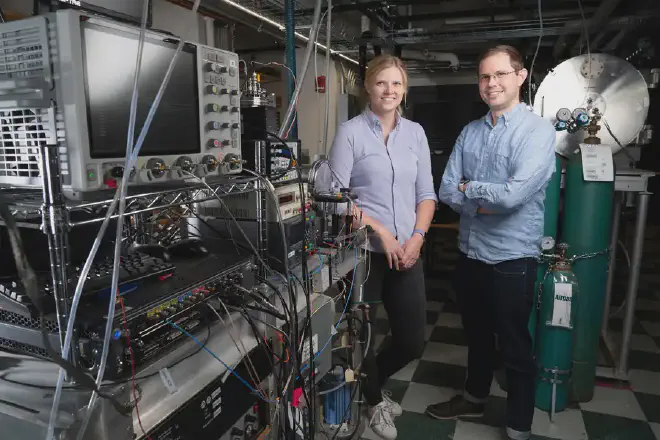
46, 1, 203, 438
323, 0, 332, 155
278, 0, 324, 139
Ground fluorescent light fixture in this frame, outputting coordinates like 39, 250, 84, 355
221, 0, 359, 65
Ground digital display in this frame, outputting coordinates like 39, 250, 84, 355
279, 193, 295, 205
81, 22, 200, 158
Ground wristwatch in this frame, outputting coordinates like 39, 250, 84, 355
413, 229, 426, 239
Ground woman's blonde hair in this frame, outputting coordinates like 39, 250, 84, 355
362, 55, 409, 113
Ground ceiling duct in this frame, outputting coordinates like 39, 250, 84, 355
401, 48, 460, 70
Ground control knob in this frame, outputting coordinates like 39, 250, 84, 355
207, 121, 222, 130
175, 156, 195, 173
146, 158, 166, 179
109, 166, 124, 178
206, 103, 220, 113
201, 155, 219, 172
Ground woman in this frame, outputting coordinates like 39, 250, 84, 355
328, 55, 437, 440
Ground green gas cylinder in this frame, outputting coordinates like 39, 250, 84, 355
530, 156, 562, 349
562, 151, 614, 402
535, 243, 579, 420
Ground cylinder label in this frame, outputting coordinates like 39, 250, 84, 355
550, 282, 573, 328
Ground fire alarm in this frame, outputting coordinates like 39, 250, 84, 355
316, 76, 326, 93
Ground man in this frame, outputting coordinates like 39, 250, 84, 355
426, 45, 556, 440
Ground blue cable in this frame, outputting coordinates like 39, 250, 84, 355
164, 319, 273, 403
299, 247, 358, 377
309, 254, 325, 275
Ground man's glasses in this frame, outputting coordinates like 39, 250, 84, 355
478, 70, 518, 83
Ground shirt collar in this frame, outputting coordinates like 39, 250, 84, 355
364, 106, 402, 131
484, 102, 529, 127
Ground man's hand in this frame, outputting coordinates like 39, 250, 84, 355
378, 229, 405, 270
458, 182, 468, 193
401, 234, 424, 270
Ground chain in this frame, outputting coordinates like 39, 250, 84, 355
567, 247, 611, 264
534, 247, 610, 311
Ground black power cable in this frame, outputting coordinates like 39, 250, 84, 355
0, 196, 131, 415
265, 130, 317, 439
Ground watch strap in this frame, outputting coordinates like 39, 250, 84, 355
413, 229, 426, 239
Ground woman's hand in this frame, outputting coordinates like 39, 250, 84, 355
378, 229, 405, 270
401, 234, 424, 270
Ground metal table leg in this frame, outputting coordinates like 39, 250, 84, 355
603, 192, 623, 336
617, 192, 651, 377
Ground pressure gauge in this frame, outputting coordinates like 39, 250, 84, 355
541, 236, 555, 251
556, 108, 572, 122
572, 108, 588, 120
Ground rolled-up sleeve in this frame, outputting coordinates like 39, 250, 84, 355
415, 124, 438, 205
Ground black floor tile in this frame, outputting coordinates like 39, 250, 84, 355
628, 350, 660, 373
430, 326, 468, 346
426, 288, 453, 302
392, 410, 457, 440
382, 379, 410, 404
636, 309, 660, 322
412, 360, 466, 390
581, 411, 656, 440
634, 391, 660, 424
607, 317, 647, 335
440, 301, 462, 314
427, 310, 440, 326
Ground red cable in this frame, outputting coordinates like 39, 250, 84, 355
118, 294, 153, 440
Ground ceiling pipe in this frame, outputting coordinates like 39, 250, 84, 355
392, 7, 598, 25
401, 48, 460, 70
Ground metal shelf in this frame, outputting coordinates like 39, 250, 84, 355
0, 176, 260, 229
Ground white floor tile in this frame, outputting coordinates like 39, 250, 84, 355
360, 424, 381, 440
579, 385, 646, 420
630, 369, 660, 395
427, 300, 444, 312
453, 421, 502, 440
390, 359, 419, 382
641, 321, 660, 337
437, 312, 463, 328
421, 342, 468, 366
400, 382, 457, 414
649, 422, 660, 440
531, 407, 588, 440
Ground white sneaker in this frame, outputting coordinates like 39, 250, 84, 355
368, 401, 398, 440
381, 390, 403, 417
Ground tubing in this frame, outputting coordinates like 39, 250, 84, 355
322, 0, 331, 155
47, 1, 202, 438
284, 0, 298, 139
278, 0, 324, 139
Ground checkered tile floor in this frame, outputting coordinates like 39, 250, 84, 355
357, 226, 660, 440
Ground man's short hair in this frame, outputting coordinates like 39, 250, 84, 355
478, 45, 524, 71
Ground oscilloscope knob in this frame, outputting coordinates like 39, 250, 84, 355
175, 156, 194, 173
201, 155, 219, 172
109, 166, 124, 178
146, 158, 166, 179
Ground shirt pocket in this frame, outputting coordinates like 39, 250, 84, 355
491, 149, 512, 181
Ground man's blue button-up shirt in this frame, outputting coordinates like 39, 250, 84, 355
438, 103, 557, 264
